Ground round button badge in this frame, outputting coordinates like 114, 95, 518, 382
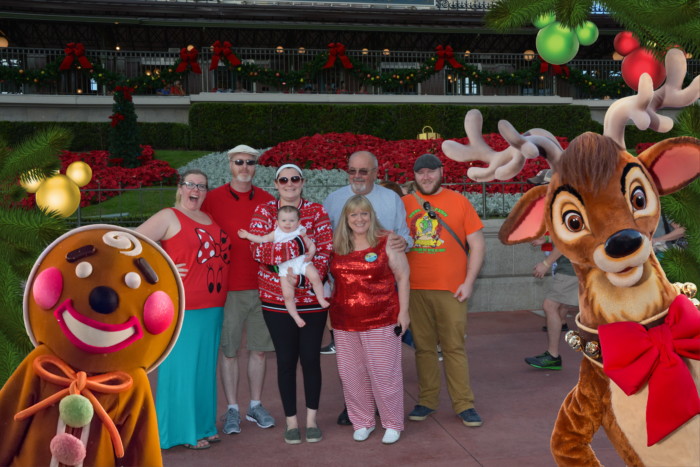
364, 252, 378, 263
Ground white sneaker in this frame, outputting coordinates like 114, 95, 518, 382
382, 428, 401, 444
353, 426, 375, 442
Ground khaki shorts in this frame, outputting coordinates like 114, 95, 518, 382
220, 290, 274, 357
546, 273, 579, 307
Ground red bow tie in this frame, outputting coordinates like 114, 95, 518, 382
598, 294, 700, 446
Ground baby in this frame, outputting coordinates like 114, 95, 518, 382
239, 205, 329, 327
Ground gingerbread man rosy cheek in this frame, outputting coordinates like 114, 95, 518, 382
0, 224, 184, 467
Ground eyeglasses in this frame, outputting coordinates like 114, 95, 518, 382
277, 175, 302, 185
180, 181, 208, 191
423, 201, 437, 219
347, 168, 377, 176
231, 159, 257, 166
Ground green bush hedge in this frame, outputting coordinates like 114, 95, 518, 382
188, 103, 670, 150
0, 103, 670, 151
0, 122, 190, 151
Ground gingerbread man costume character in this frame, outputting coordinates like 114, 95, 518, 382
0, 224, 184, 466
443, 49, 699, 466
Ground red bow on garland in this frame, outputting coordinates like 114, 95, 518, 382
114, 85, 134, 102
599, 294, 700, 446
59, 42, 93, 71
209, 41, 241, 70
539, 57, 570, 77
109, 113, 125, 127
434, 45, 463, 71
322, 43, 353, 69
176, 47, 202, 74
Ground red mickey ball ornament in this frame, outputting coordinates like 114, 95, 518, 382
613, 31, 640, 56
614, 31, 666, 91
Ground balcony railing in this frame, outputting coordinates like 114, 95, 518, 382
1, 46, 697, 99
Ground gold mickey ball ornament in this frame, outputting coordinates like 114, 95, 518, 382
35, 174, 81, 218
20, 169, 58, 194
65, 161, 93, 187
21, 162, 93, 218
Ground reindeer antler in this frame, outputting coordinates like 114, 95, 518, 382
442, 109, 564, 182
604, 48, 700, 149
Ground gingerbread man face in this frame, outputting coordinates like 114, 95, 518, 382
23, 224, 184, 374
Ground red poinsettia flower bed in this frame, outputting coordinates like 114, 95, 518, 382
259, 132, 570, 193
21, 145, 178, 209
635, 142, 655, 154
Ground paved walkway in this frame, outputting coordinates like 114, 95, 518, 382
158, 310, 625, 467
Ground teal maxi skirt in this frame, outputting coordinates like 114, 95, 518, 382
156, 306, 223, 449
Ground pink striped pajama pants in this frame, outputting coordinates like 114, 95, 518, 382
335, 324, 404, 431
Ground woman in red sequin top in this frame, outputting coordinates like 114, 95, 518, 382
330, 194, 410, 445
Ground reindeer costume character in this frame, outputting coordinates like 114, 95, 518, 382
443, 48, 700, 467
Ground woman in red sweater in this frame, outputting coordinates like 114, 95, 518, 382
248, 163, 332, 445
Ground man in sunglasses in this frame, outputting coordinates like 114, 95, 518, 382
402, 153, 486, 429
323, 150, 413, 425
201, 144, 277, 436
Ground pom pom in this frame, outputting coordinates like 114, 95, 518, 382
50, 433, 86, 466
59, 394, 94, 428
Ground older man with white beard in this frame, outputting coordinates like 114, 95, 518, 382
201, 145, 276, 435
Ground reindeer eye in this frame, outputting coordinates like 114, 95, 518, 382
563, 210, 584, 232
630, 187, 646, 211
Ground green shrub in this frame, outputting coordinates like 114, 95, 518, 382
2, 103, 676, 153
188, 103, 602, 150
0, 122, 190, 151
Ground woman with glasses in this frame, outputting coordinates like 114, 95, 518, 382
330, 194, 410, 445
247, 163, 333, 445
136, 169, 230, 451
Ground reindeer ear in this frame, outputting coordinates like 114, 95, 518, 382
499, 185, 548, 245
638, 136, 700, 195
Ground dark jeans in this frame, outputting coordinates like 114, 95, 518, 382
263, 309, 328, 417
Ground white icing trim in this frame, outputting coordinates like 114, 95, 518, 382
102, 231, 143, 256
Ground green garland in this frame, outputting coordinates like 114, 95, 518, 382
0, 47, 694, 98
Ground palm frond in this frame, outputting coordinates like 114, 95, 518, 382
0, 332, 29, 387
554, 0, 593, 28
485, 0, 558, 31
0, 207, 67, 253
660, 247, 700, 285
675, 103, 700, 139
0, 126, 71, 180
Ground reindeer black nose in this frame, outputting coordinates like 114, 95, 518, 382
89, 286, 120, 314
604, 229, 643, 258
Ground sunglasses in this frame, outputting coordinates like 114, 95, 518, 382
277, 175, 302, 185
423, 201, 437, 219
347, 168, 375, 176
180, 181, 208, 191
231, 159, 257, 166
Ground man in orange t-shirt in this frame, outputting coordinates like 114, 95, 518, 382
402, 153, 486, 428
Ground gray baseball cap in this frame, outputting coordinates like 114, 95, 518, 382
413, 153, 443, 172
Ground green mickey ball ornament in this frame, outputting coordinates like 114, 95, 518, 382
536, 22, 579, 65
575, 21, 599, 46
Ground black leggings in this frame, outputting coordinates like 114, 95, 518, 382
263, 309, 328, 417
